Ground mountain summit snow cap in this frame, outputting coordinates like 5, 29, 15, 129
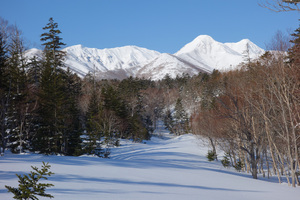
25, 34, 265, 80
175, 35, 218, 55
174, 35, 265, 72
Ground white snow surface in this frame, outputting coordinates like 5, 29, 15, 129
1, 133, 300, 200
25, 35, 265, 80
136, 53, 207, 80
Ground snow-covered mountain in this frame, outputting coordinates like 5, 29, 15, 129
136, 53, 209, 80
25, 35, 265, 80
175, 35, 265, 72
64, 45, 161, 78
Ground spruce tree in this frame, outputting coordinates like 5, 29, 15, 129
0, 26, 9, 155
5, 162, 54, 199
40, 17, 66, 70
5, 26, 30, 153
164, 109, 174, 134
84, 85, 102, 154
61, 70, 82, 155
35, 17, 67, 154
174, 98, 189, 135
289, 21, 300, 65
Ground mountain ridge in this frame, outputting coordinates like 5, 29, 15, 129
25, 35, 265, 80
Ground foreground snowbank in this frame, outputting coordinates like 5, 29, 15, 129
1, 134, 300, 200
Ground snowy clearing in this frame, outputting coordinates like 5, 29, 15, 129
1, 134, 300, 200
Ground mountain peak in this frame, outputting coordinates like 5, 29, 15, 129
193, 35, 215, 43
25, 35, 265, 80
175, 35, 219, 56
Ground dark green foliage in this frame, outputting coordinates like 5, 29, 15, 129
40, 17, 66, 69
128, 113, 151, 142
221, 153, 231, 168
0, 23, 9, 155
234, 160, 244, 172
206, 150, 217, 162
164, 109, 174, 133
83, 87, 103, 154
173, 98, 189, 135
5, 162, 54, 199
34, 17, 82, 155
288, 21, 300, 65
60, 70, 82, 155
27, 56, 43, 86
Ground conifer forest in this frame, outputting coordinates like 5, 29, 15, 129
0, 14, 299, 188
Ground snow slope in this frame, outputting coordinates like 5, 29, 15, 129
1, 134, 299, 200
25, 35, 265, 80
136, 53, 209, 80
64, 45, 161, 78
25, 45, 161, 78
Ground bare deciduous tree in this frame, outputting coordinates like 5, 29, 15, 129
259, 0, 300, 12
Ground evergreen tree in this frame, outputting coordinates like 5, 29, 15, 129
5, 162, 54, 199
84, 86, 102, 154
5, 25, 30, 153
27, 56, 43, 87
35, 17, 67, 154
288, 21, 300, 65
164, 109, 174, 134
173, 98, 189, 135
60, 69, 82, 155
40, 17, 66, 70
0, 22, 9, 155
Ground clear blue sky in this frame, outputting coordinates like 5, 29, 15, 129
1, 0, 299, 53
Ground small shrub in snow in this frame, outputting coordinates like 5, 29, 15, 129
93, 147, 111, 158
221, 153, 231, 168
206, 150, 217, 162
234, 160, 244, 172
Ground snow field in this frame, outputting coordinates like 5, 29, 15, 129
1, 134, 300, 200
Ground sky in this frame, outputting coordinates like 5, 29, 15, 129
0, 0, 299, 53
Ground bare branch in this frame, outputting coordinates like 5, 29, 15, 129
259, 0, 300, 12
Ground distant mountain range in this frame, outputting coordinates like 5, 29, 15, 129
25, 35, 265, 80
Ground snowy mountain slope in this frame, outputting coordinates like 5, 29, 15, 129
1, 134, 300, 200
136, 53, 209, 80
25, 35, 265, 79
64, 45, 161, 77
25, 45, 161, 78
175, 35, 265, 72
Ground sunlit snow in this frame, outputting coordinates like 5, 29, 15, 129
1, 131, 299, 200
25, 35, 265, 80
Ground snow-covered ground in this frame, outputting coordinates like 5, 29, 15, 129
1, 133, 300, 200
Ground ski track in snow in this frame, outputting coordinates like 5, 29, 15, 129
1, 134, 300, 200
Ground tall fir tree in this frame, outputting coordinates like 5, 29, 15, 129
289, 20, 300, 65
5, 25, 30, 153
0, 22, 9, 155
84, 86, 103, 154
173, 98, 189, 135
34, 17, 68, 154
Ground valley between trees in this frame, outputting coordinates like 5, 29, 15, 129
0, 14, 299, 190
